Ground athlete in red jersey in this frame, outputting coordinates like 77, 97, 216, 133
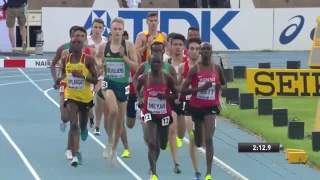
183, 27, 200, 58
177, 37, 202, 180
136, 52, 178, 180
181, 42, 226, 180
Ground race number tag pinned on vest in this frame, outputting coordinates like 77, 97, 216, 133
161, 116, 170, 126
59, 86, 64, 93
186, 95, 191, 100
101, 81, 108, 90
106, 62, 125, 78
67, 73, 85, 89
147, 97, 167, 114
144, 113, 152, 123
125, 85, 130, 95
197, 82, 215, 100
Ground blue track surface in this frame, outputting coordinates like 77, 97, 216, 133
0, 51, 319, 180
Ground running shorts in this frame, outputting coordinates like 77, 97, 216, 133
182, 100, 191, 116
98, 79, 129, 102
60, 82, 67, 96
142, 113, 173, 127
171, 100, 184, 116
187, 104, 220, 122
64, 99, 95, 111
126, 94, 137, 118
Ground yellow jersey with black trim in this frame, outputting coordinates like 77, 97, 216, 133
64, 53, 93, 103
141, 30, 166, 62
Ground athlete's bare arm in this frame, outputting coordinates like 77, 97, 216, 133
162, 32, 168, 45
169, 64, 178, 86
50, 44, 65, 82
180, 65, 204, 95
133, 63, 146, 97
177, 63, 185, 87
90, 48, 96, 56
161, 73, 178, 100
135, 32, 147, 55
216, 65, 227, 89
56, 57, 67, 84
95, 41, 107, 65
85, 56, 98, 84
125, 40, 139, 71
136, 74, 147, 101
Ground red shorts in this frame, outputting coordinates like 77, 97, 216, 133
60, 82, 67, 96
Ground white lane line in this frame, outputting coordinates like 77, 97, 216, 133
18, 68, 44, 92
18, 70, 143, 180
0, 69, 49, 74
0, 73, 49, 79
0, 125, 41, 180
0, 79, 51, 87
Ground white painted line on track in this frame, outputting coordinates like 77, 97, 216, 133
0, 73, 49, 79
18, 67, 143, 180
0, 79, 51, 87
0, 69, 49, 74
0, 125, 41, 180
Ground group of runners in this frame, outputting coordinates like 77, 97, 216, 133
50, 12, 227, 180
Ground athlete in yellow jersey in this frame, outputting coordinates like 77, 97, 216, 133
56, 37, 98, 167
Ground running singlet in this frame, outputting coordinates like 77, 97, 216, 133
189, 64, 220, 108
64, 53, 93, 103
142, 72, 171, 119
180, 62, 190, 101
87, 36, 107, 50
103, 40, 130, 101
144, 62, 170, 73
141, 30, 166, 63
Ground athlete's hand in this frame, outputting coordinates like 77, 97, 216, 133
119, 46, 125, 57
94, 81, 102, 93
200, 82, 213, 91
137, 102, 143, 109
53, 84, 60, 90
174, 99, 180, 104
146, 36, 154, 47
157, 93, 165, 100
215, 82, 221, 90
55, 77, 63, 85
72, 71, 84, 78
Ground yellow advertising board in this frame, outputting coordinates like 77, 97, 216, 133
308, 16, 320, 68
246, 68, 320, 97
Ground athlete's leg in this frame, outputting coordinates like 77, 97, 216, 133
147, 121, 160, 177
60, 87, 72, 159
203, 114, 216, 178
94, 95, 104, 135
169, 111, 181, 174
176, 114, 186, 139
65, 101, 80, 167
77, 106, 90, 165
89, 108, 94, 128
120, 117, 130, 157
110, 101, 127, 165
192, 115, 204, 148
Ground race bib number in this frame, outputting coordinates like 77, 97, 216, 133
67, 73, 85, 89
59, 86, 64, 93
101, 81, 108, 90
125, 85, 130, 95
161, 116, 170, 126
106, 62, 125, 78
196, 82, 215, 100
186, 95, 191, 100
147, 97, 167, 114
144, 113, 152, 122
135, 102, 138, 110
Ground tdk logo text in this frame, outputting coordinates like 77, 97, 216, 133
279, 15, 315, 45
84, 10, 240, 50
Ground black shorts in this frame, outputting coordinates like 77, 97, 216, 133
126, 94, 137, 118
64, 99, 94, 111
182, 100, 191, 116
142, 113, 173, 127
187, 105, 219, 122
171, 100, 184, 116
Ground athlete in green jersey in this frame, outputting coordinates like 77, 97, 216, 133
95, 17, 138, 166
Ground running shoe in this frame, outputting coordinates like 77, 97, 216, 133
174, 164, 181, 174
94, 127, 100, 135
205, 174, 212, 180
76, 152, 83, 165
65, 150, 72, 160
103, 144, 112, 159
89, 118, 94, 128
60, 122, 66, 132
149, 175, 158, 180
121, 149, 131, 158
194, 172, 201, 180
71, 156, 78, 167
110, 149, 117, 166
166, 136, 183, 150
80, 128, 88, 141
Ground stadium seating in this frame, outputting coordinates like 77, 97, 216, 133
253, 0, 320, 8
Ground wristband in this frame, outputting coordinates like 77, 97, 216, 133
98, 75, 104, 80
